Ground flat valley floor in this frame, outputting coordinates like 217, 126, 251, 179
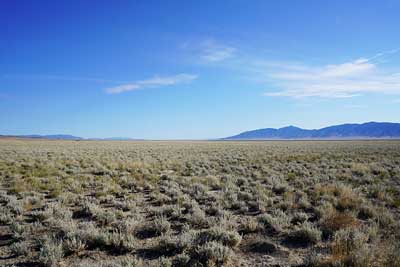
0, 140, 399, 267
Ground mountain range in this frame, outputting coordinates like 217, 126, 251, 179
0, 134, 139, 141
224, 122, 400, 140
2, 122, 400, 140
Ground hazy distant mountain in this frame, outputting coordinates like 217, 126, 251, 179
224, 122, 400, 140
3, 122, 400, 141
87, 137, 141, 141
20, 134, 83, 140
0, 135, 140, 141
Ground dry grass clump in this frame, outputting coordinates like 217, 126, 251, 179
320, 211, 360, 236
335, 185, 362, 211
311, 226, 400, 267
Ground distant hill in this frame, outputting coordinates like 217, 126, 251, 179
224, 122, 400, 140
87, 137, 141, 141
0, 135, 140, 141
18, 134, 83, 140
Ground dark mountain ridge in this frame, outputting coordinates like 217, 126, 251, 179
225, 122, 400, 140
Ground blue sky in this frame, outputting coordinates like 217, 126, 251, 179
1, 0, 400, 139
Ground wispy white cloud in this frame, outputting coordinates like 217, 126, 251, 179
182, 39, 236, 63
262, 49, 400, 98
201, 40, 236, 62
2, 74, 127, 84
105, 74, 198, 94
367, 48, 400, 63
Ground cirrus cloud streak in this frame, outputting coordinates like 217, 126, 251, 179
105, 74, 198, 94
263, 51, 400, 98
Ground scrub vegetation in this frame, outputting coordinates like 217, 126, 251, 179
0, 139, 399, 266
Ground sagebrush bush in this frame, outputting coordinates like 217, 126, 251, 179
258, 209, 291, 233
240, 217, 260, 234
173, 253, 191, 267
196, 226, 242, 248
5, 195, 24, 215
156, 256, 172, 267
10, 241, 30, 256
358, 203, 377, 219
187, 205, 208, 228
114, 217, 138, 234
157, 231, 195, 255
10, 221, 25, 240
286, 222, 322, 247
38, 235, 64, 267
63, 235, 87, 254
0, 209, 14, 224
74, 256, 142, 267
194, 241, 232, 266
332, 228, 368, 258
95, 209, 118, 226
153, 215, 171, 235
107, 230, 136, 252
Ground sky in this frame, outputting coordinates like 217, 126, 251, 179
1, 0, 400, 139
